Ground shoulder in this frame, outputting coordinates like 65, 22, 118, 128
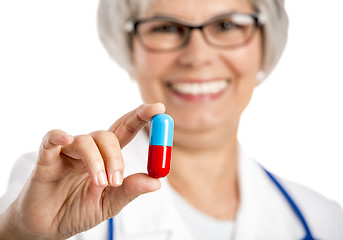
277, 175, 343, 237
0, 152, 37, 213
278, 175, 343, 217
4, 152, 37, 181
238, 150, 343, 239
9, 152, 37, 184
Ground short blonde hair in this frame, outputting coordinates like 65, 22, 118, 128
97, 0, 288, 81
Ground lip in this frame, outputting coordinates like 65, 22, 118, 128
165, 78, 230, 102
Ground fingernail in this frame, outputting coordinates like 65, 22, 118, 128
97, 172, 108, 187
112, 171, 123, 187
61, 133, 73, 141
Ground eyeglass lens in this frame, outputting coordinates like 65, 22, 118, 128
136, 13, 256, 51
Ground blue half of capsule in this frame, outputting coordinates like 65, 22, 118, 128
149, 114, 174, 146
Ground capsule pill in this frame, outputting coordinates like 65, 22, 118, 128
148, 114, 174, 178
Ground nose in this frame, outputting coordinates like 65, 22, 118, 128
177, 29, 217, 69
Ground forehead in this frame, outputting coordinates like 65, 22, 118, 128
141, 0, 253, 22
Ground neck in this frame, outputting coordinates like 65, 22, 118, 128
167, 127, 240, 220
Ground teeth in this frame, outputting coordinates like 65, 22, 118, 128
170, 80, 228, 95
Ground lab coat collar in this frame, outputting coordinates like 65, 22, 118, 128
234, 146, 303, 240
118, 177, 193, 240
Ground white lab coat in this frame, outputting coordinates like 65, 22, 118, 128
1, 130, 343, 240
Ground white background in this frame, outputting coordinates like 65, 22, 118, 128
0, 1, 342, 208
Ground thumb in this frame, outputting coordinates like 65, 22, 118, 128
106, 173, 161, 217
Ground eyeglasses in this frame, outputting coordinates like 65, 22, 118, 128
124, 12, 265, 52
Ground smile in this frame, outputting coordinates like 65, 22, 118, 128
167, 79, 229, 95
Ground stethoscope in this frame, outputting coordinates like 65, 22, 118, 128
262, 167, 315, 240
107, 167, 315, 240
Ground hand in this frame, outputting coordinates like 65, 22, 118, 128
0, 103, 165, 240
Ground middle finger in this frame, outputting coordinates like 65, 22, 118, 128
90, 130, 124, 187
61, 134, 108, 187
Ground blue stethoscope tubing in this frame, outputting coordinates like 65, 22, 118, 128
262, 167, 315, 240
108, 167, 315, 240
108, 217, 114, 240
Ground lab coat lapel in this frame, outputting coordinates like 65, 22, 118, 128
234, 149, 304, 240
117, 178, 193, 240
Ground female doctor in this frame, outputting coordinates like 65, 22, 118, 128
0, 0, 343, 239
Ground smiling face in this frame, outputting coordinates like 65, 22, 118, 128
132, 0, 262, 148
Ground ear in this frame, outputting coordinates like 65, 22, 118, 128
256, 70, 266, 85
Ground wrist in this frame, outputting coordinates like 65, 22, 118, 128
0, 206, 24, 240
0, 204, 46, 240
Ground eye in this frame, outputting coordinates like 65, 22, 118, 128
151, 23, 183, 33
213, 20, 238, 32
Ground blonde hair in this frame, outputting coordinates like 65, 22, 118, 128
97, 0, 288, 81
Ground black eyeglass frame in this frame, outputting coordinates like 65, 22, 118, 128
124, 12, 265, 52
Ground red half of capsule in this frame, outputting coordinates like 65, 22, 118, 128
147, 145, 172, 178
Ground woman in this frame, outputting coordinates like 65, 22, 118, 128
0, 0, 342, 239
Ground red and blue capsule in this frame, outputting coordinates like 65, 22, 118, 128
148, 114, 174, 178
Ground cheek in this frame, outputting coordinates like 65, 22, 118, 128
133, 41, 176, 103
133, 40, 174, 81
222, 35, 262, 80
223, 35, 262, 112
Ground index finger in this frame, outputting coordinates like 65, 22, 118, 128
109, 103, 165, 148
